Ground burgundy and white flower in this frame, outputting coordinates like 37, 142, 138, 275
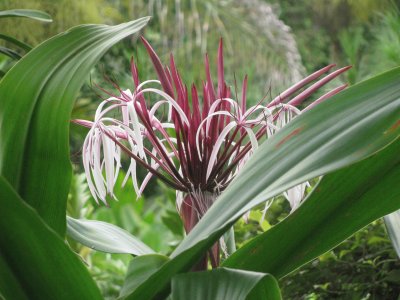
74, 37, 349, 254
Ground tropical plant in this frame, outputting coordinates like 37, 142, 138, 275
71, 36, 349, 269
0, 8, 52, 76
0, 16, 399, 300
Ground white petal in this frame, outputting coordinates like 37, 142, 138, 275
243, 127, 259, 152
138, 88, 190, 125
92, 130, 107, 204
127, 101, 146, 160
206, 121, 237, 180
196, 111, 235, 160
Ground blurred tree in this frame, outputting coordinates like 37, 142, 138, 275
271, 0, 397, 74
367, 6, 400, 72
1, 0, 306, 100
0, 0, 120, 45
111, 0, 306, 98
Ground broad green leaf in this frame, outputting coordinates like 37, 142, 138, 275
171, 268, 281, 300
0, 9, 52, 22
127, 68, 400, 299
0, 176, 102, 299
384, 209, 400, 258
0, 33, 32, 51
120, 254, 170, 299
67, 216, 155, 255
223, 227, 236, 255
224, 138, 400, 277
0, 46, 21, 60
0, 255, 28, 300
0, 17, 149, 236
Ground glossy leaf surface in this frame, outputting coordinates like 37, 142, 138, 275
224, 139, 400, 277
0, 17, 149, 235
0, 177, 102, 299
67, 216, 155, 256
0, 9, 52, 22
120, 254, 170, 299
171, 268, 281, 300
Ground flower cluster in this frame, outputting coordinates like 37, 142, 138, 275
74, 37, 349, 237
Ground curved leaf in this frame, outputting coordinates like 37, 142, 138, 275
67, 216, 155, 255
0, 46, 22, 60
0, 17, 150, 235
0, 9, 52, 22
0, 254, 28, 300
0, 177, 102, 299
120, 254, 170, 299
384, 209, 400, 258
127, 67, 400, 299
171, 268, 281, 300
0, 33, 32, 51
224, 138, 400, 277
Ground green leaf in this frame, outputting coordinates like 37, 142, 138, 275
223, 227, 236, 255
127, 67, 400, 299
0, 17, 150, 236
384, 209, 400, 258
67, 216, 155, 256
0, 33, 32, 51
0, 176, 102, 299
171, 268, 281, 300
120, 254, 170, 299
0, 46, 22, 60
0, 254, 28, 300
0, 9, 52, 22
161, 209, 184, 236
67, 173, 90, 219
223, 139, 400, 277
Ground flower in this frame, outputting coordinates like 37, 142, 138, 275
74, 37, 349, 266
